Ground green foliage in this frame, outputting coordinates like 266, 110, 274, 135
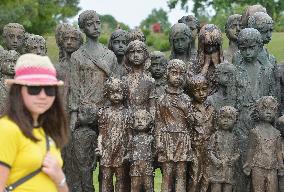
145, 33, 170, 52
0, 0, 80, 35
99, 34, 109, 45
100, 14, 130, 33
140, 8, 171, 32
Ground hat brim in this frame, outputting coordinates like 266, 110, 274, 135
5, 79, 64, 86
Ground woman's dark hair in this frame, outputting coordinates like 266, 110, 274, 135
5, 84, 69, 149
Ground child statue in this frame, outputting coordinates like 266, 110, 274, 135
197, 24, 224, 94
156, 59, 192, 192
206, 62, 237, 111
188, 75, 215, 192
122, 40, 155, 115
208, 106, 239, 192
224, 14, 241, 63
126, 28, 146, 45
129, 109, 154, 192
276, 115, 284, 191
149, 51, 167, 96
2, 23, 25, 54
108, 29, 128, 77
97, 78, 131, 192
23, 33, 47, 56
243, 96, 284, 192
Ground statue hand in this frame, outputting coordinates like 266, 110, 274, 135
172, 98, 189, 114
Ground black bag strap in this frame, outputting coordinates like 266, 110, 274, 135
5, 133, 50, 191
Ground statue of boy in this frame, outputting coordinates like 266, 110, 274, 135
178, 15, 200, 56
2, 23, 25, 53
156, 59, 192, 192
243, 96, 284, 192
23, 33, 47, 56
129, 109, 155, 192
197, 24, 224, 94
69, 10, 118, 192
224, 14, 241, 63
97, 78, 131, 192
206, 62, 237, 111
108, 29, 128, 77
188, 75, 215, 192
169, 23, 196, 72
208, 106, 239, 192
126, 28, 146, 44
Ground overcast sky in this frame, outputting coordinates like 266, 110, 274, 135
76, 0, 194, 28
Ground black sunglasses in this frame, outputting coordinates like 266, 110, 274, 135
26, 86, 56, 97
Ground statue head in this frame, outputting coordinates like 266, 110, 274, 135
23, 34, 47, 56
126, 29, 146, 44
104, 77, 126, 105
169, 23, 192, 57
215, 62, 236, 86
218, 106, 238, 131
248, 12, 273, 44
2, 23, 25, 52
166, 59, 186, 88
149, 51, 167, 79
178, 15, 200, 42
254, 96, 278, 123
61, 27, 83, 55
78, 10, 101, 39
198, 24, 222, 55
108, 29, 128, 57
237, 28, 262, 63
241, 4, 266, 29
125, 40, 150, 69
225, 14, 242, 42
0, 50, 19, 76
133, 109, 153, 132
190, 75, 208, 103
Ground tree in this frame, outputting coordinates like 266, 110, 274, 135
0, 0, 80, 35
100, 14, 130, 33
140, 8, 171, 32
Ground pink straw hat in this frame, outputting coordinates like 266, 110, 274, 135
5, 53, 64, 86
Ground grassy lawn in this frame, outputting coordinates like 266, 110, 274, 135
45, 32, 284, 191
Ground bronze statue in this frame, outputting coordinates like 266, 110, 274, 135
224, 14, 241, 63
240, 4, 267, 29
0, 50, 19, 114
155, 59, 192, 192
188, 75, 215, 192
169, 23, 195, 72
129, 109, 154, 192
276, 115, 284, 191
97, 78, 130, 192
108, 29, 128, 77
197, 24, 223, 94
149, 51, 167, 97
69, 10, 118, 192
2, 23, 25, 53
243, 96, 283, 192
23, 33, 47, 56
178, 15, 200, 56
122, 40, 155, 116
208, 106, 239, 192
207, 62, 237, 111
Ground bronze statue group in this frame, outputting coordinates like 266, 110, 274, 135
1, 4, 284, 192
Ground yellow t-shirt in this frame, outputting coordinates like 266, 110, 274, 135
0, 116, 63, 192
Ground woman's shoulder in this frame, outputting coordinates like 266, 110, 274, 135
0, 116, 21, 134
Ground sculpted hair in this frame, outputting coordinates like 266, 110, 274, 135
2, 23, 25, 38
108, 29, 128, 50
78, 10, 99, 29
225, 14, 241, 38
5, 84, 69, 149
237, 28, 263, 46
247, 12, 273, 31
178, 15, 200, 32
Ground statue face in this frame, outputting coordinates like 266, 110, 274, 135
172, 32, 190, 54
108, 87, 123, 105
188, 23, 198, 41
219, 113, 235, 131
150, 59, 166, 79
193, 84, 208, 103
227, 20, 241, 41
84, 15, 101, 39
4, 28, 24, 51
1, 56, 16, 75
167, 67, 185, 88
258, 24, 273, 44
216, 69, 231, 85
259, 106, 276, 123
134, 111, 151, 132
239, 42, 260, 63
111, 35, 127, 56
27, 41, 46, 56
62, 32, 81, 54
128, 46, 146, 66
